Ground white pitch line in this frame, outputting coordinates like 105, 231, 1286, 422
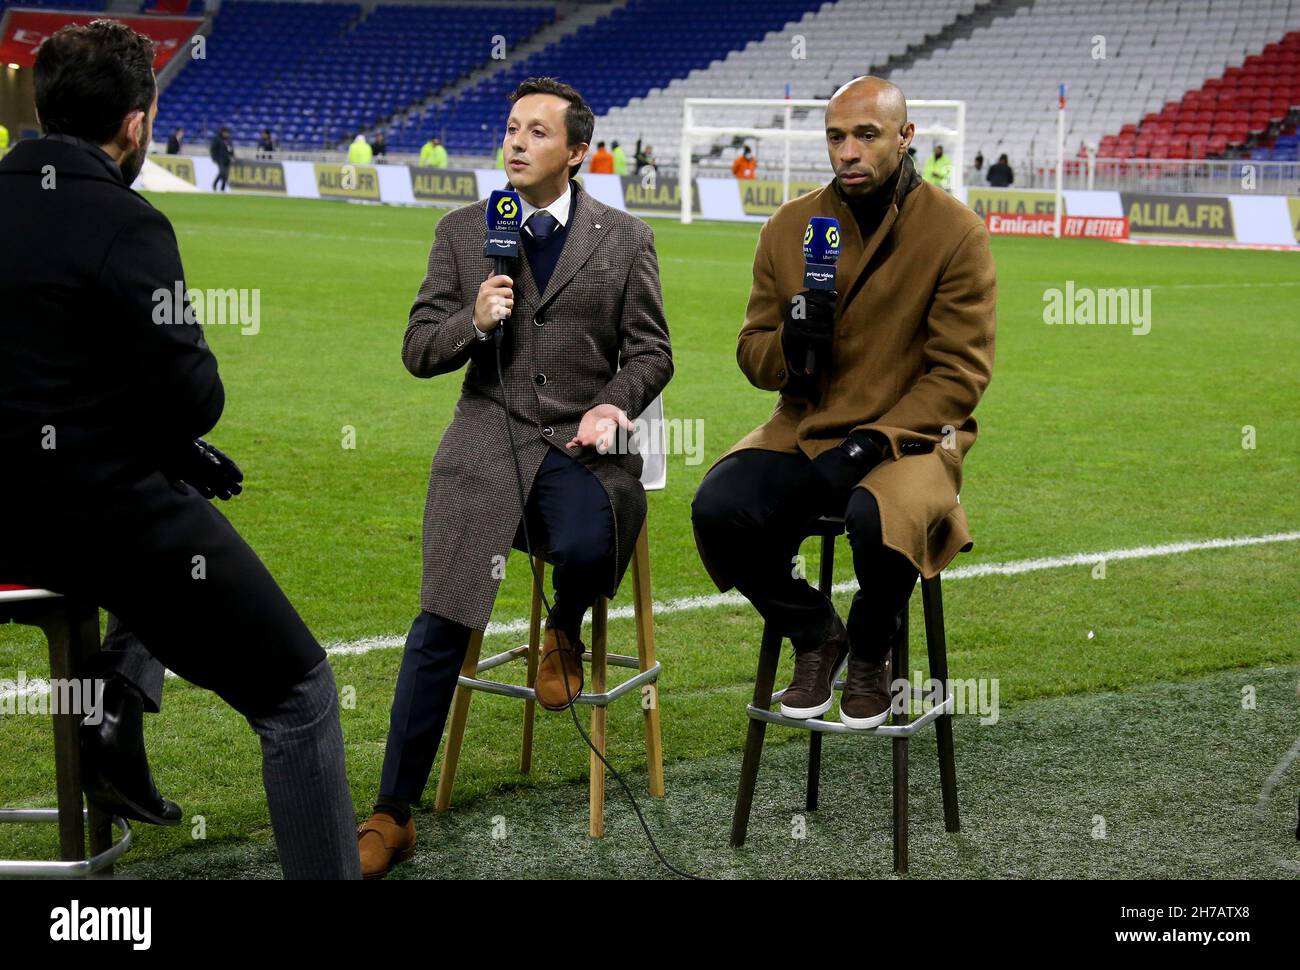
2, 529, 1298, 702
334, 530, 1300, 654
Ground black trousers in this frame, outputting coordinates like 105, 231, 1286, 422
213, 164, 229, 192
0, 468, 323, 715
1, 466, 361, 878
379, 445, 614, 804
98, 615, 166, 712
692, 449, 919, 660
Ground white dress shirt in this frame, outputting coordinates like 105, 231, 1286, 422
474, 184, 573, 339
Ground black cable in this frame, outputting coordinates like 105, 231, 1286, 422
492, 327, 703, 880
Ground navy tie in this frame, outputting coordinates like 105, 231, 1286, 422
527, 210, 558, 242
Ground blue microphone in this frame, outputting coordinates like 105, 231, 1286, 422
485, 189, 522, 266
802, 216, 841, 290
801, 216, 841, 373
484, 189, 522, 340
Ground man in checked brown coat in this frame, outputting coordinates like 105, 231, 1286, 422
358, 78, 673, 877
692, 76, 996, 731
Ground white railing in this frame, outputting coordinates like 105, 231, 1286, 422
969, 156, 1300, 195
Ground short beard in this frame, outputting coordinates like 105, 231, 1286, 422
119, 118, 152, 185
119, 147, 146, 185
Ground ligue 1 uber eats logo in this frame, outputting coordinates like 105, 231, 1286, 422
496, 193, 520, 225
802, 221, 840, 257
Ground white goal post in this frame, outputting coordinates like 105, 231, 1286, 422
679, 97, 966, 223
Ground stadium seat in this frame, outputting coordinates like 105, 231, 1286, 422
729, 516, 960, 875
0, 585, 130, 876
433, 522, 664, 839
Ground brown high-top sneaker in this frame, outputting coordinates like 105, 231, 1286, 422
535, 624, 584, 711
839, 653, 893, 730
357, 812, 416, 879
779, 614, 850, 719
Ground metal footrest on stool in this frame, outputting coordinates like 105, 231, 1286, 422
0, 808, 132, 877
459, 644, 661, 707
750, 685, 953, 736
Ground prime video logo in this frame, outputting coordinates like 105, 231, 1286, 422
49, 900, 151, 950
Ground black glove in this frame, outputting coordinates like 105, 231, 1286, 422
162, 439, 244, 501
780, 289, 837, 377
769, 430, 890, 530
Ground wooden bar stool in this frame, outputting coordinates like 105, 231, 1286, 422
0, 585, 132, 877
435, 521, 665, 837
729, 516, 960, 873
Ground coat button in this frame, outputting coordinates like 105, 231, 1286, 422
533, 313, 545, 327
535, 373, 547, 386
542, 426, 554, 437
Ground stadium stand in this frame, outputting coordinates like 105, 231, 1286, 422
154, 1, 555, 150
1100, 30, 1300, 160
393, 0, 831, 154
18, 0, 1296, 166
597, 0, 980, 177
600, 0, 1300, 175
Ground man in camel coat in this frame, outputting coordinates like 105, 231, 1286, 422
692, 76, 996, 730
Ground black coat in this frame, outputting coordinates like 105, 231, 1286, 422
0, 136, 223, 488
986, 162, 1014, 187
209, 135, 233, 167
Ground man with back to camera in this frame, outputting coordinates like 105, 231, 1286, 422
691, 76, 996, 731
355, 76, 672, 878
0, 20, 360, 878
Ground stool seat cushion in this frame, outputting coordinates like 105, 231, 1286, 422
0, 585, 59, 603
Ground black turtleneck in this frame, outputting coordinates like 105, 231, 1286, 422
837, 156, 905, 242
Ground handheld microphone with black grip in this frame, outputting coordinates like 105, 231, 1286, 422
484, 188, 522, 341
801, 216, 842, 375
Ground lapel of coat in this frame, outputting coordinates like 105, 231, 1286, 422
535, 180, 613, 309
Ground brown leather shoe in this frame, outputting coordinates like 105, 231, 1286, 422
535, 624, 583, 711
839, 654, 894, 730
357, 812, 416, 879
779, 613, 850, 719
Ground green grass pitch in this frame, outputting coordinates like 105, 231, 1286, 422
1, 192, 1298, 878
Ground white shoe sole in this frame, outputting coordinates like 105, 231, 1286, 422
779, 653, 849, 719
838, 702, 891, 730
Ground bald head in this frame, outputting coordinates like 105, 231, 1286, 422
825, 75, 915, 196
829, 76, 909, 128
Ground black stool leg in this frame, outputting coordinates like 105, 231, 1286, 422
891, 609, 910, 874
72, 607, 114, 870
806, 533, 836, 812
44, 607, 86, 864
731, 621, 782, 848
922, 575, 960, 833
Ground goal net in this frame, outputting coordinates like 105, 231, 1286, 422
678, 97, 966, 222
